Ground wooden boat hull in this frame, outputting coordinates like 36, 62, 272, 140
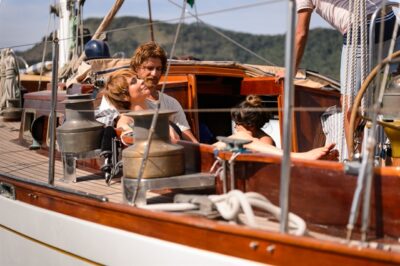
196, 144, 400, 239
0, 195, 259, 266
1, 163, 400, 265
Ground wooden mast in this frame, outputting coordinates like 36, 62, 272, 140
60, 0, 125, 79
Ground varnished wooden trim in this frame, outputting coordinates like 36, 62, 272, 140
1, 173, 400, 266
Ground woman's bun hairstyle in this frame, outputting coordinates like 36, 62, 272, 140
231, 94, 272, 129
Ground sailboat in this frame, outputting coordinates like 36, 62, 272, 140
1, 0, 400, 265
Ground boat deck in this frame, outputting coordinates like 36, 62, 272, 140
3, 116, 400, 262
0, 118, 124, 203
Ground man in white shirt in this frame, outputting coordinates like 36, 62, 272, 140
276, 0, 400, 159
130, 42, 198, 143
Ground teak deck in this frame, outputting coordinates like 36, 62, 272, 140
0, 119, 123, 203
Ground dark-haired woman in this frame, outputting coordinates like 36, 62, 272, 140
214, 95, 337, 160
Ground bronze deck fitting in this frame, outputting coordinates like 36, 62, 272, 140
122, 110, 184, 179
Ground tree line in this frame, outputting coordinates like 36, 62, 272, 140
17, 16, 342, 80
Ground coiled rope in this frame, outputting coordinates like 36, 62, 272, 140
141, 189, 307, 236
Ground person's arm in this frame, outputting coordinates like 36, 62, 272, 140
259, 135, 275, 146
294, 9, 312, 73
161, 93, 198, 143
169, 125, 181, 143
181, 129, 198, 143
116, 114, 134, 132
275, 8, 313, 81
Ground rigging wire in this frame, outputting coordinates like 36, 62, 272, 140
167, 0, 276, 65
37, 0, 56, 91
1, 0, 281, 66
131, 0, 188, 206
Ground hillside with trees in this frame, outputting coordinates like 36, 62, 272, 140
17, 16, 342, 80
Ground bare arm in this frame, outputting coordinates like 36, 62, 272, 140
169, 126, 181, 143
246, 139, 336, 160
275, 8, 313, 81
294, 9, 312, 73
181, 129, 198, 143
116, 114, 134, 132
213, 132, 336, 160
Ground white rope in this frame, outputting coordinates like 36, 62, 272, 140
339, 0, 370, 160
140, 203, 198, 211
142, 190, 307, 236
209, 156, 222, 173
339, 0, 355, 161
228, 152, 241, 164
358, 0, 369, 116
244, 192, 306, 235
209, 190, 257, 226
360, 0, 368, 86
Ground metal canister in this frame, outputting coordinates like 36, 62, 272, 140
56, 94, 104, 154
122, 110, 184, 179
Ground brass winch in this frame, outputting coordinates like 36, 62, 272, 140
122, 110, 185, 179
57, 94, 103, 154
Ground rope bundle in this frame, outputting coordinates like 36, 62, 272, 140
141, 189, 307, 236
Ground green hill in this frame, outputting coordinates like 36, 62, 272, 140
17, 16, 342, 80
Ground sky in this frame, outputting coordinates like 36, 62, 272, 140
0, 0, 332, 51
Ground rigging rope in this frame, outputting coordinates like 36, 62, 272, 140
336, 0, 370, 161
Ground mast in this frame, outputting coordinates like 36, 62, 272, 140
58, 0, 74, 70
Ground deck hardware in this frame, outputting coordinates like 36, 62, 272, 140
216, 136, 251, 191
249, 241, 259, 250
174, 194, 217, 217
123, 173, 215, 206
266, 244, 276, 254
57, 93, 104, 183
344, 161, 361, 176
0, 182, 15, 199
216, 136, 251, 153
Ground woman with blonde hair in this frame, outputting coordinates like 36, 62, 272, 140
96, 68, 180, 141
